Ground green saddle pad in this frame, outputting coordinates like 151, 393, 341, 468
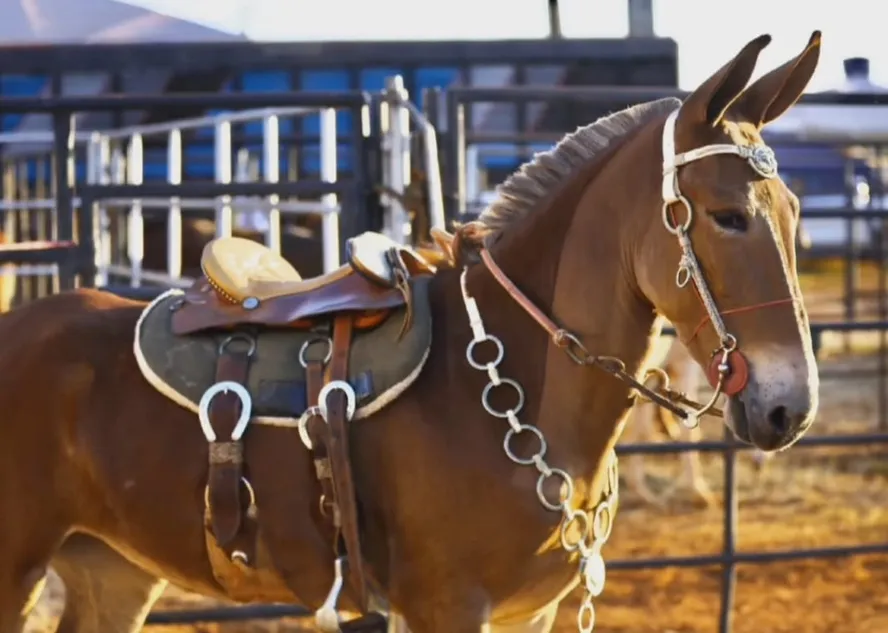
134, 277, 433, 424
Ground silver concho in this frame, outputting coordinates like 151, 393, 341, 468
744, 145, 778, 179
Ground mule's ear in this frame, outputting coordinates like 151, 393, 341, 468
681, 34, 772, 127
732, 31, 822, 128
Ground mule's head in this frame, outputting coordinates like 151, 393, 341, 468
635, 33, 822, 451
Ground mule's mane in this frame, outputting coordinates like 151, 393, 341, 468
473, 97, 681, 243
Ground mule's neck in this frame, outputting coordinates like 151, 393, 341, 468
466, 116, 664, 482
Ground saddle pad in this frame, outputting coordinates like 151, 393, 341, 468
133, 277, 433, 425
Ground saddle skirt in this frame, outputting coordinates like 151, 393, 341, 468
133, 277, 433, 426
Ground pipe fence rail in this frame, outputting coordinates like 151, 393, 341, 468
0, 91, 375, 299
1, 81, 886, 632
0, 78, 449, 300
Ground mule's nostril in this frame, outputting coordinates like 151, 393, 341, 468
767, 405, 790, 434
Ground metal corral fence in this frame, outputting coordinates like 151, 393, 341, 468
1, 85, 887, 632
0, 80, 446, 300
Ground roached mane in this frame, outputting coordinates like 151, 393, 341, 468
454, 97, 681, 257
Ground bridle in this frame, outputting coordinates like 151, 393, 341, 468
658, 108, 795, 418
455, 105, 797, 632
470, 106, 795, 428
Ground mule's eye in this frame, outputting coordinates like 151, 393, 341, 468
710, 210, 749, 233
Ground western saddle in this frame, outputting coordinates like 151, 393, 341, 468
175, 231, 437, 633
172, 232, 435, 335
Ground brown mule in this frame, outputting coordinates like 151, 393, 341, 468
11, 33, 821, 633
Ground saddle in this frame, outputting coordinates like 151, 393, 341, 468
171, 232, 436, 335
134, 231, 440, 633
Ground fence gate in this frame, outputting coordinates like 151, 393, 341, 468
85, 103, 350, 289
0, 79, 447, 307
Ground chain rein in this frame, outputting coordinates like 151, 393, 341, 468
459, 269, 617, 633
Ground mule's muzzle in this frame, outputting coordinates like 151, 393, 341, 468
725, 387, 815, 451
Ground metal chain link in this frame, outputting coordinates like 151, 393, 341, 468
460, 269, 619, 633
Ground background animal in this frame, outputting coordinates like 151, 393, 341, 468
621, 332, 771, 508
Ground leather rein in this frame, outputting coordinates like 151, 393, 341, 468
478, 249, 715, 423
472, 107, 798, 427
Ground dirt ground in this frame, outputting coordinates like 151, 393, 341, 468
24, 262, 888, 633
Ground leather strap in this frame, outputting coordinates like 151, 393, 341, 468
206, 348, 258, 562
306, 360, 340, 526
326, 315, 370, 612
476, 248, 724, 420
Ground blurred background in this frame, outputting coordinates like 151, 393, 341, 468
2, 1, 886, 632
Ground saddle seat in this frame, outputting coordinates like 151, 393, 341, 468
202, 232, 427, 306
170, 231, 437, 335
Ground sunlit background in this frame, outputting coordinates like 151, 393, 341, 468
123, 0, 887, 91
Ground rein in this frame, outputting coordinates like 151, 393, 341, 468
478, 249, 721, 422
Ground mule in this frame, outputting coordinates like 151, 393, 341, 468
9, 32, 821, 633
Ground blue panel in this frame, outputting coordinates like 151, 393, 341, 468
142, 149, 168, 181
299, 71, 352, 174
184, 146, 215, 180
300, 70, 349, 92
415, 67, 459, 107
238, 71, 295, 175
0, 75, 48, 130
242, 70, 291, 92
479, 143, 549, 170
299, 144, 353, 176
360, 67, 401, 91
481, 156, 521, 170
195, 78, 236, 142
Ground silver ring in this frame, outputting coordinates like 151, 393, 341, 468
299, 337, 333, 368
560, 509, 591, 552
577, 598, 596, 633
662, 196, 693, 235
318, 380, 357, 422
481, 378, 525, 419
204, 475, 256, 512
198, 381, 253, 442
503, 424, 546, 465
675, 265, 692, 288
536, 468, 574, 512
721, 333, 738, 352
681, 413, 700, 430
591, 500, 614, 542
218, 332, 257, 357
466, 334, 504, 370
